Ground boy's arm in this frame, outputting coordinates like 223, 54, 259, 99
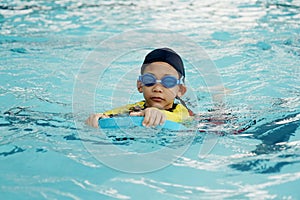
86, 102, 144, 128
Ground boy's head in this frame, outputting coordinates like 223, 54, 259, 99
137, 48, 187, 110
141, 48, 185, 81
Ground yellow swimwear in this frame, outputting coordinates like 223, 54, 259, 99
103, 101, 191, 123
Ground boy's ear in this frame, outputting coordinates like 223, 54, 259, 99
177, 85, 187, 97
137, 81, 143, 93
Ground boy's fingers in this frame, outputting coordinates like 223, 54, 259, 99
151, 111, 161, 127
86, 113, 104, 128
153, 114, 161, 127
92, 114, 100, 128
142, 109, 150, 127
133, 108, 166, 127
93, 120, 99, 128
130, 111, 144, 117
157, 113, 166, 126
142, 108, 165, 127
160, 114, 166, 125
148, 113, 156, 127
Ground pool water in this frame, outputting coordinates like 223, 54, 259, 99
1, 0, 300, 199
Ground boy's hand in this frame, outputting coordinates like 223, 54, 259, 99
85, 113, 108, 128
130, 107, 166, 127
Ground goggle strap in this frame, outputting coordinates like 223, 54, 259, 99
176, 96, 195, 116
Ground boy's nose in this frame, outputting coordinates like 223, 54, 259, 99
152, 83, 163, 92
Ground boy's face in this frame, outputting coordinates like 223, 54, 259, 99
137, 62, 186, 110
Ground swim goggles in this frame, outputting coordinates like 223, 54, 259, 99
138, 73, 183, 88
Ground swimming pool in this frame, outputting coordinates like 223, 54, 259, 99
1, 0, 300, 199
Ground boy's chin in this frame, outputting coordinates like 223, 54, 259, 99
148, 103, 167, 110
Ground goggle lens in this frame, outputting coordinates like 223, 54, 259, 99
138, 74, 182, 88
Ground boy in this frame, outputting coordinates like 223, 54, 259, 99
86, 47, 192, 128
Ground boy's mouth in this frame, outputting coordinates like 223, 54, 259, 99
150, 97, 164, 102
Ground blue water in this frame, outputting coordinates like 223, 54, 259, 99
1, 0, 300, 199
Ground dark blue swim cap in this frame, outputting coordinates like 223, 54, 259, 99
142, 48, 185, 78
